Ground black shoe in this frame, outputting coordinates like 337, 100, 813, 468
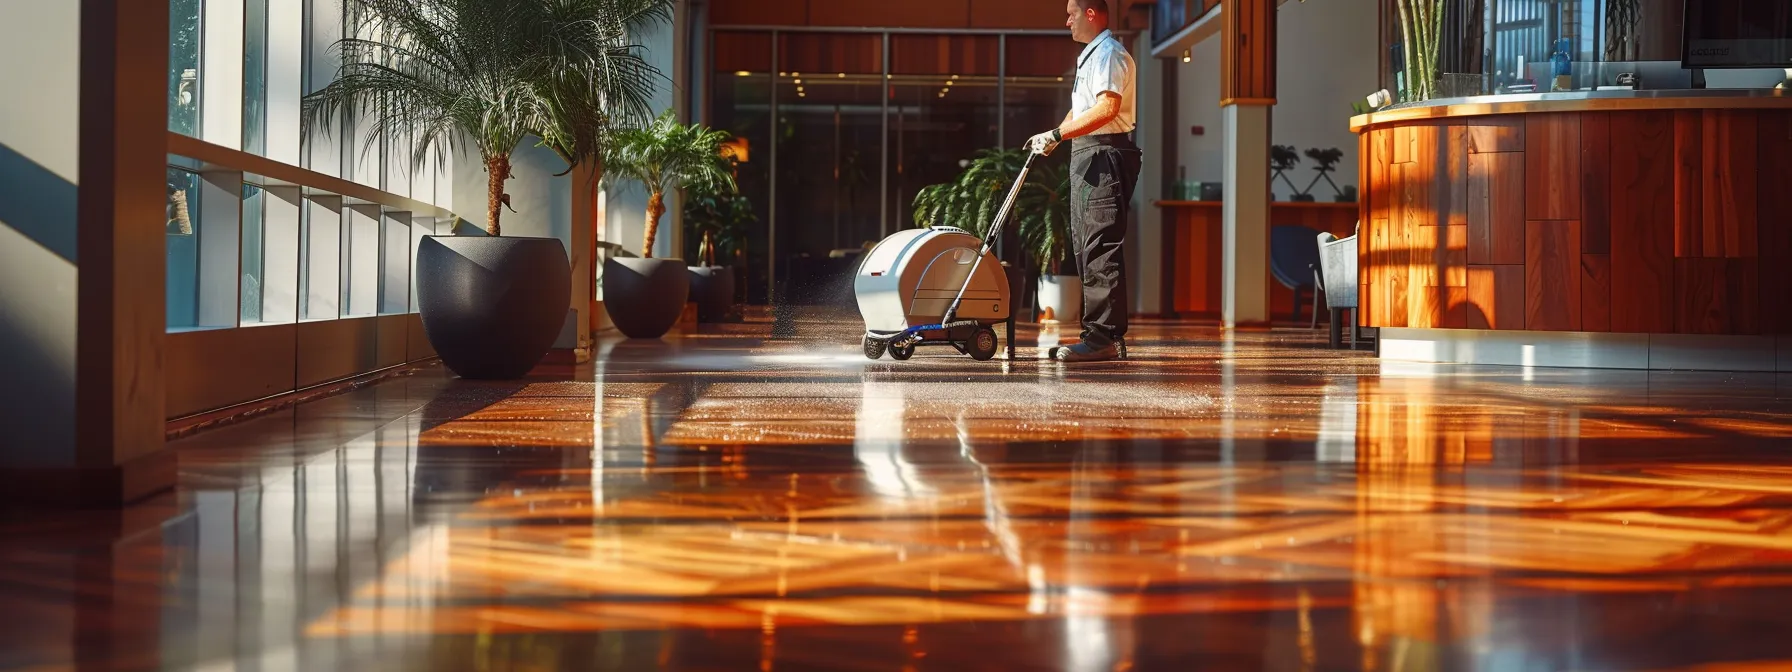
1053, 341, 1119, 362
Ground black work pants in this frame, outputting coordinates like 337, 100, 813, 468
1068, 134, 1142, 348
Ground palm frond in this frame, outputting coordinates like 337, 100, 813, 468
910, 148, 1070, 271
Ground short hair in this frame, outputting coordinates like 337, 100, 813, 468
1075, 0, 1109, 13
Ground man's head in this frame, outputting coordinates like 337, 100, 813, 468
1065, 0, 1108, 43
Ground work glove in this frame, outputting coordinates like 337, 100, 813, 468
1026, 130, 1060, 156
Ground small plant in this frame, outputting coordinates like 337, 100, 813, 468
683, 175, 756, 266
912, 148, 1070, 274
607, 112, 738, 258
1302, 147, 1346, 202
1271, 145, 1303, 199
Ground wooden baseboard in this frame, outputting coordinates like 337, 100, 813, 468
0, 448, 177, 509
166, 360, 436, 441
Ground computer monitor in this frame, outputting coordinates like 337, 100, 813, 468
1682, 0, 1792, 69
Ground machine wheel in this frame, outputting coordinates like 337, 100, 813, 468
862, 335, 886, 360
967, 327, 999, 361
889, 341, 916, 360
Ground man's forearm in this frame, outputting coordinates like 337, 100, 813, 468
1055, 95, 1121, 141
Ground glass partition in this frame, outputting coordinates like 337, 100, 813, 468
167, 167, 203, 328
1382, 0, 1699, 101
709, 29, 1104, 305
168, 0, 202, 136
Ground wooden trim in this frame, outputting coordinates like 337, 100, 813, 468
1220, 0, 1275, 102
168, 132, 456, 218
165, 360, 436, 440
1156, 200, 1356, 209
1350, 92, 1792, 132
1219, 97, 1278, 107
0, 448, 176, 508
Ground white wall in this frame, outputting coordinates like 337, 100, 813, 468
1173, 36, 1225, 185
1173, 0, 1377, 199
0, 1, 80, 465
604, 6, 686, 259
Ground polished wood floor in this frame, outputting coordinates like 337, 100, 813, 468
5, 308, 1792, 670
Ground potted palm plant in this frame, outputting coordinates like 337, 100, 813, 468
302, 0, 664, 378
683, 172, 754, 323
603, 111, 737, 338
912, 148, 1074, 323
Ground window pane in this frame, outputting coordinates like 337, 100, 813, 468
243, 0, 269, 154
241, 184, 265, 324
166, 168, 202, 329
168, 0, 202, 135
773, 33, 885, 305
710, 31, 773, 304
888, 35, 1000, 238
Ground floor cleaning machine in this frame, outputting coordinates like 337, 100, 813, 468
854, 149, 1039, 361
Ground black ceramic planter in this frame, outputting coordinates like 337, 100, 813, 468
416, 236, 570, 379
605, 257, 690, 338
688, 265, 735, 323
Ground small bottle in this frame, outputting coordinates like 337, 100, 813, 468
1551, 38, 1573, 91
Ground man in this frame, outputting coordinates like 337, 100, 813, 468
1029, 0, 1142, 363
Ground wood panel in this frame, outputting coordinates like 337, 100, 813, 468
1526, 220, 1582, 331
968, 0, 1083, 29
779, 33, 884, 75
1524, 114, 1581, 221
1467, 152, 1524, 265
1609, 111, 1676, 334
806, 1, 976, 29
1364, 107, 1771, 337
890, 34, 999, 76
1003, 35, 1083, 78
1221, 0, 1276, 103
1467, 119, 1524, 153
1420, 286, 1469, 329
1394, 126, 1416, 164
713, 32, 774, 73
1675, 258, 1759, 335
1159, 203, 1355, 319
1701, 110, 1758, 259
1359, 131, 1374, 328
1674, 110, 1704, 258
1467, 265, 1523, 330
1581, 254, 1611, 333
1760, 111, 1792, 335
1581, 112, 1611, 254
1415, 225, 1468, 289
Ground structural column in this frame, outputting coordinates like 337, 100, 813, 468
0, 0, 171, 506
1219, 0, 1276, 328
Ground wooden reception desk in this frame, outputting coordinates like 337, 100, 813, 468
1155, 200, 1359, 320
1350, 89, 1792, 371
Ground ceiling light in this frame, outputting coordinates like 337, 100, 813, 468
945, 80, 953, 86
779, 71, 787, 76
837, 73, 846, 78
1182, 49, 1192, 63
794, 78, 802, 84
1056, 76, 1064, 82
951, 74, 959, 80
798, 91, 806, 97
735, 70, 751, 77
792, 72, 801, 77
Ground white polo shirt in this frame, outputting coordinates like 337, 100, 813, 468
1071, 30, 1136, 136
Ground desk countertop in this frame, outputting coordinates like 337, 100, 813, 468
1349, 88, 1789, 131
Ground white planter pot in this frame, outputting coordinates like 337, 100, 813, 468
1036, 275, 1081, 324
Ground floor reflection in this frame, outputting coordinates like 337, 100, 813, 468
4, 308, 1792, 670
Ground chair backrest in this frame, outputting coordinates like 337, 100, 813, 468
1315, 223, 1359, 309
1269, 225, 1323, 290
